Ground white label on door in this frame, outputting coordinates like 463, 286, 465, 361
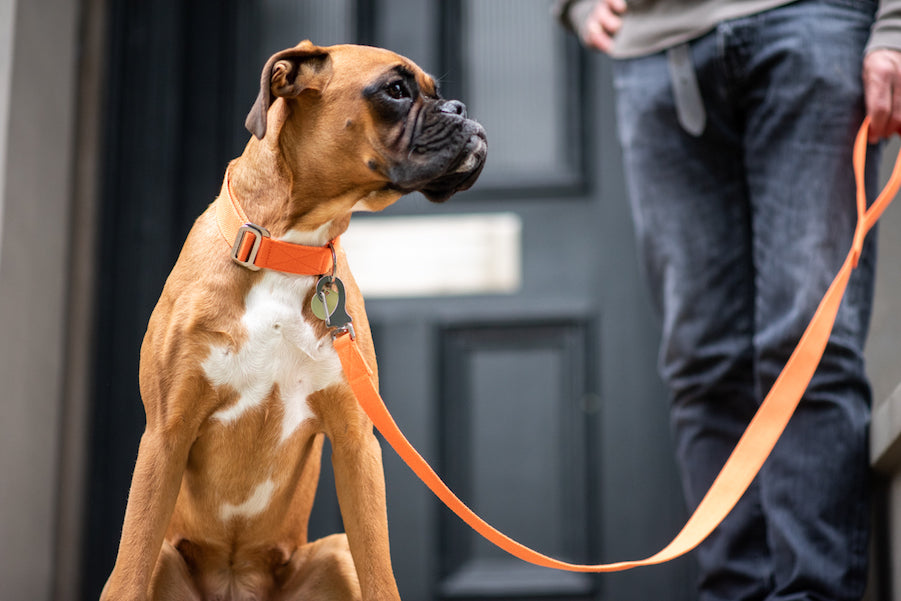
341, 213, 522, 298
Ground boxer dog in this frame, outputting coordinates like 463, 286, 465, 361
100, 41, 486, 601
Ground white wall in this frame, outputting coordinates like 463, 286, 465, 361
0, 0, 15, 253
0, 0, 81, 598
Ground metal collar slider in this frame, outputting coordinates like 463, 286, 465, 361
230, 223, 270, 270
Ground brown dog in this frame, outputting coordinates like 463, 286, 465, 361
100, 41, 486, 601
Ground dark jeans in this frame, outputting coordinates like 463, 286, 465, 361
612, 0, 879, 599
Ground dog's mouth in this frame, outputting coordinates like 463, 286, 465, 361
418, 128, 487, 202
387, 110, 487, 202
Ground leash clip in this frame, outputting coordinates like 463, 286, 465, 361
231, 223, 270, 270
331, 323, 356, 341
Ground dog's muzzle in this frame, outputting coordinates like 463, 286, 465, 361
396, 99, 486, 202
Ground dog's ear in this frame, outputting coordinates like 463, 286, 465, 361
245, 40, 333, 140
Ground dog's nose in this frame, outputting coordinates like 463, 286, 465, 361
439, 100, 467, 118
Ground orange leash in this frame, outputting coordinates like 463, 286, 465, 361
332, 119, 901, 571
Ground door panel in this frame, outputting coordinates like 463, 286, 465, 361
449, 0, 585, 191
84, 1, 694, 600
436, 322, 596, 599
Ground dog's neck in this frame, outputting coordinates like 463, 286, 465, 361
226, 140, 354, 245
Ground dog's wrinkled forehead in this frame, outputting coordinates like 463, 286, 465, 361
327, 45, 438, 97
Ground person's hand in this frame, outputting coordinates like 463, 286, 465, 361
863, 48, 901, 142
579, 0, 627, 54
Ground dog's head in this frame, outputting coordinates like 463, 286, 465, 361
245, 41, 486, 208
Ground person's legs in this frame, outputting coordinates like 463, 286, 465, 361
735, 1, 878, 598
615, 0, 880, 595
613, 34, 772, 601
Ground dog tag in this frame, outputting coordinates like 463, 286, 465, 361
313, 276, 353, 331
311, 280, 339, 321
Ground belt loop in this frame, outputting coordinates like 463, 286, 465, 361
667, 43, 707, 137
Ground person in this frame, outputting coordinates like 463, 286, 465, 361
554, 0, 901, 599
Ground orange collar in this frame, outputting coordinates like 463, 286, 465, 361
214, 172, 336, 275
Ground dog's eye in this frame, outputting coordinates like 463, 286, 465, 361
385, 81, 410, 100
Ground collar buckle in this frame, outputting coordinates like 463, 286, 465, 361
230, 223, 270, 270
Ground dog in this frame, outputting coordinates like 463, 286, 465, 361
100, 40, 486, 601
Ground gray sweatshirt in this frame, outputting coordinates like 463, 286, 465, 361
555, 0, 901, 58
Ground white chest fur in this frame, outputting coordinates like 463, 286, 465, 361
202, 271, 344, 442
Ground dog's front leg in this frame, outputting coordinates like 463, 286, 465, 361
100, 426, 193, 601
331, 423, 401, 601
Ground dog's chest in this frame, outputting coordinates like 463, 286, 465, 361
202, 272, 343, 441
